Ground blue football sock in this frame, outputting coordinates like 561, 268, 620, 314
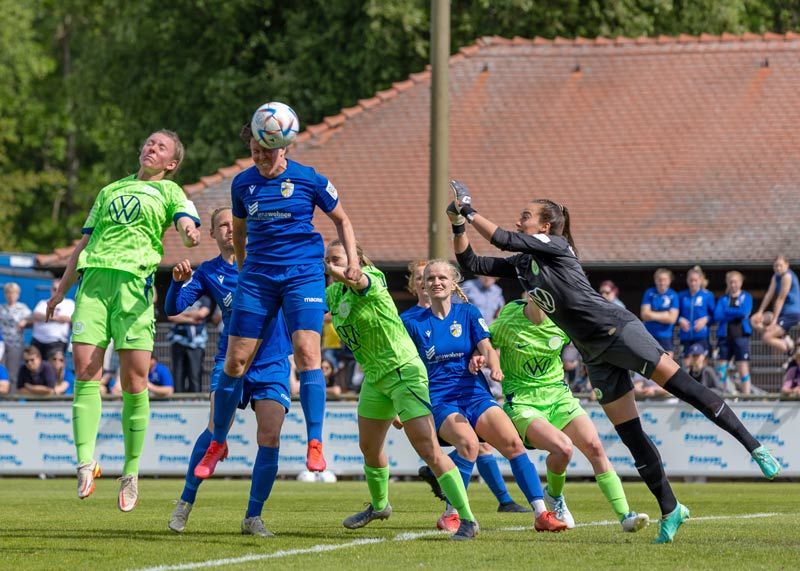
476, 453, 514, 504
246, 446, 280, 518
213, 372, 243, 443
716, 363, 728, 385
741, 374, 751, 385
448, 449, 475, 491
509, 453, 544, 504
299, 369, 326, 442
181, 429, 213, 504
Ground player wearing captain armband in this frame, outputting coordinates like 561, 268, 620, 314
324, 240, 480, 541
46, 130, 201, 512
165, 207, 292, 537
490, 296, 649, 533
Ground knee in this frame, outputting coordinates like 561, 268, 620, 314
257, 427, 280, 448
224, 352, 249, 377
554, 438, 573, 462
582, 438, 605, 463
494, 434, 526, 459
457, 439, 480, 462
416, 442, 440, 465
293, 341, 319, 371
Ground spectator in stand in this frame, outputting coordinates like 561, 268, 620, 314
167, 295, 212, 393
782, 347, 800, 397
751, 255, 800, 356
48, 350, 74, 395
0, 362, 9, 395
561, 343, 585, 389
599, 280, 625, 309
0, 282, 31, 389
685, 343, 725, 394
632, 373, 669, 399
17, 346, 57, 395
321, 358, 341, 398
640, 268, 679, 358
148, 356, 175, 398
460, 275, 505, 325
31, 279, 75, 359
677, 266, 715, 363
714, 271, 753, 394
99, 341, 120, 395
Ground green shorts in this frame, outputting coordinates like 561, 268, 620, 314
358, 357, 432, 423
71, 267, 155, 351
503, 383, 586, 447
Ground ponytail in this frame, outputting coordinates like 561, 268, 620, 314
533, 199, 578, 257
452, 283, 470, 303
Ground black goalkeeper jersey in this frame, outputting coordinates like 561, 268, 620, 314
456, 229, 636, 360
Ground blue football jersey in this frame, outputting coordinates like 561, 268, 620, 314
403, 303, 491, 403
641, 286, 679, 340
230, 159, 339, 266
164, 255, 292, 366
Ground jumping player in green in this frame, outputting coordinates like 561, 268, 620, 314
324, 240, 479, 540
46, 130, 200, 511
490, 297, 649, 532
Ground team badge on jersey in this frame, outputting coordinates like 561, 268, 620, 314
338, 301, 351, 319
548, 336, 562, 350
73, 321, 85, 335
281, 180, 294, 198
530, 260, 540, 276
450, 322, 462, 337
326, 180, 338, 200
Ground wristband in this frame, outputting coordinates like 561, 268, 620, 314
460, 204, 477, 222
452, 223, 466, 235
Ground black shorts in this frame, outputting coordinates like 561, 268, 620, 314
717, 336, 750, 362
584, 320, 665, 405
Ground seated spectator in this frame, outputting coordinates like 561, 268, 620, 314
599, 280, 625, 308
782, 348, 800, 397
0, 281, 32, 388
751, 254, 800, 355
321, 358, 341, 398
48, 350, 74, 395
641, 268, 679, 358
31, 279, 75, 358
148, 356, 174, 398
17, 346, 57, 395
0, 362, 9, 395
461, 275, 505, 324
677, 266, 715, 364
632, 372, 669, 399
685, 343, 725, 393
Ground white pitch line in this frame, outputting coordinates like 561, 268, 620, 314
131, 512, 782, 571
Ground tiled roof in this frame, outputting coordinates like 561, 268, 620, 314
38, 33, 800, 268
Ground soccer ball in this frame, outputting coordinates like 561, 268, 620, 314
296, 469, 338, 483
251, 102, 300, 149
296, 470, 317, 482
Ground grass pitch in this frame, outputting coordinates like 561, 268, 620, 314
0, 478, 798, 570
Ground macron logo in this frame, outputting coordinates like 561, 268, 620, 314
248, 185, 256, 194
303, 297, 323, 303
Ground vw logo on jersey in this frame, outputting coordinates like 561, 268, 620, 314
450, 322, 462, 337
530, 259, 540, 276
281, 180, 294, 198
248, 202, 258, 216
108, 195, 141, 225
548, 336, 562, 350
529, 287, 556, 314
338, 301, 350, 319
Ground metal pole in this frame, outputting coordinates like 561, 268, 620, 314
428, 0, 450, 259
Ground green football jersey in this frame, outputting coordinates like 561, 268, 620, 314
326, 266, 420, 382
489, 300, 570, 394
78, 175, 199, 278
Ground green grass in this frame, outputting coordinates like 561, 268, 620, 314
0, 479, 798, 570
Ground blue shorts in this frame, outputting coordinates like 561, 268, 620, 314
717, 336, 750, 362
776, 313, 800, 331
655, 336, 674, 352
229, 261, 327, 337
432, 392, 500, 433
209, 359, 292, 412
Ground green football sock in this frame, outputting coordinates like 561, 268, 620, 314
546, 468, 567, 497
596, 470, 630, 520
72, 381, 102, 464
364, 464, 390, 511
122, 389, 150, 476
438, 468, 475, 522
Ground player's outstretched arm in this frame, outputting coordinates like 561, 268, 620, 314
326, 204, 362, 283
176, 216, 200, 248
46, 234, 90, 322
325, 262, 368, 291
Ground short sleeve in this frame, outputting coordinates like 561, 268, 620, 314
358, 267, 388, 298
0, 365, 8, 381
467, 304, 491, 343
640, 289, 652, 307
312, 172, 339, 214
155, 364, 174, 387
670, 291, 680, 309
231, 176, 247, 218
166, 182, 200, 227
82, 188, 108, 234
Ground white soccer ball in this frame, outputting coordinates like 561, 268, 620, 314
296, 469, 316, 482
251, 101, 300, 149
319, 470, 338, 484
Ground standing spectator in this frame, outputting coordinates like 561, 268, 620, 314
321, 358, 341, 398
640, 268, 679, 358
0, 282, 32, 387
599, 280, 625, 309
0, 362, 9, 395
751, 255, 800, 355
48, 350, 74, 395
714, 271, 753, 394
167, 295, 212, 393
677, 266, 715, 362
17, 346, 57, 395
147, 356, 175, 398
685, 343, 725, 393
32, 279, 75, 358
460, 275, 505, 325
782, 348, 800, 397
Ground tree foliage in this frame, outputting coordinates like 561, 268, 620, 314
1, 0, 797, 253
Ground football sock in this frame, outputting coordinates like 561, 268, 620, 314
72, 381, 102, 464
212, 372, 243, 443
181, 429, 213, 504
448, 450, 475, 491
121, 389, 149, 476
437, 468, 475, 522
716, 363, 729, 386
364, 464, 390, 511
615, 417, 677, 516
476, 453, 514, 504
509, 453, 545, 515
546, 468, 567, 498
595, 470, 630, 520
299, 369, 326, 442
664, 368, 760, 452
246, 446, 280, 518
